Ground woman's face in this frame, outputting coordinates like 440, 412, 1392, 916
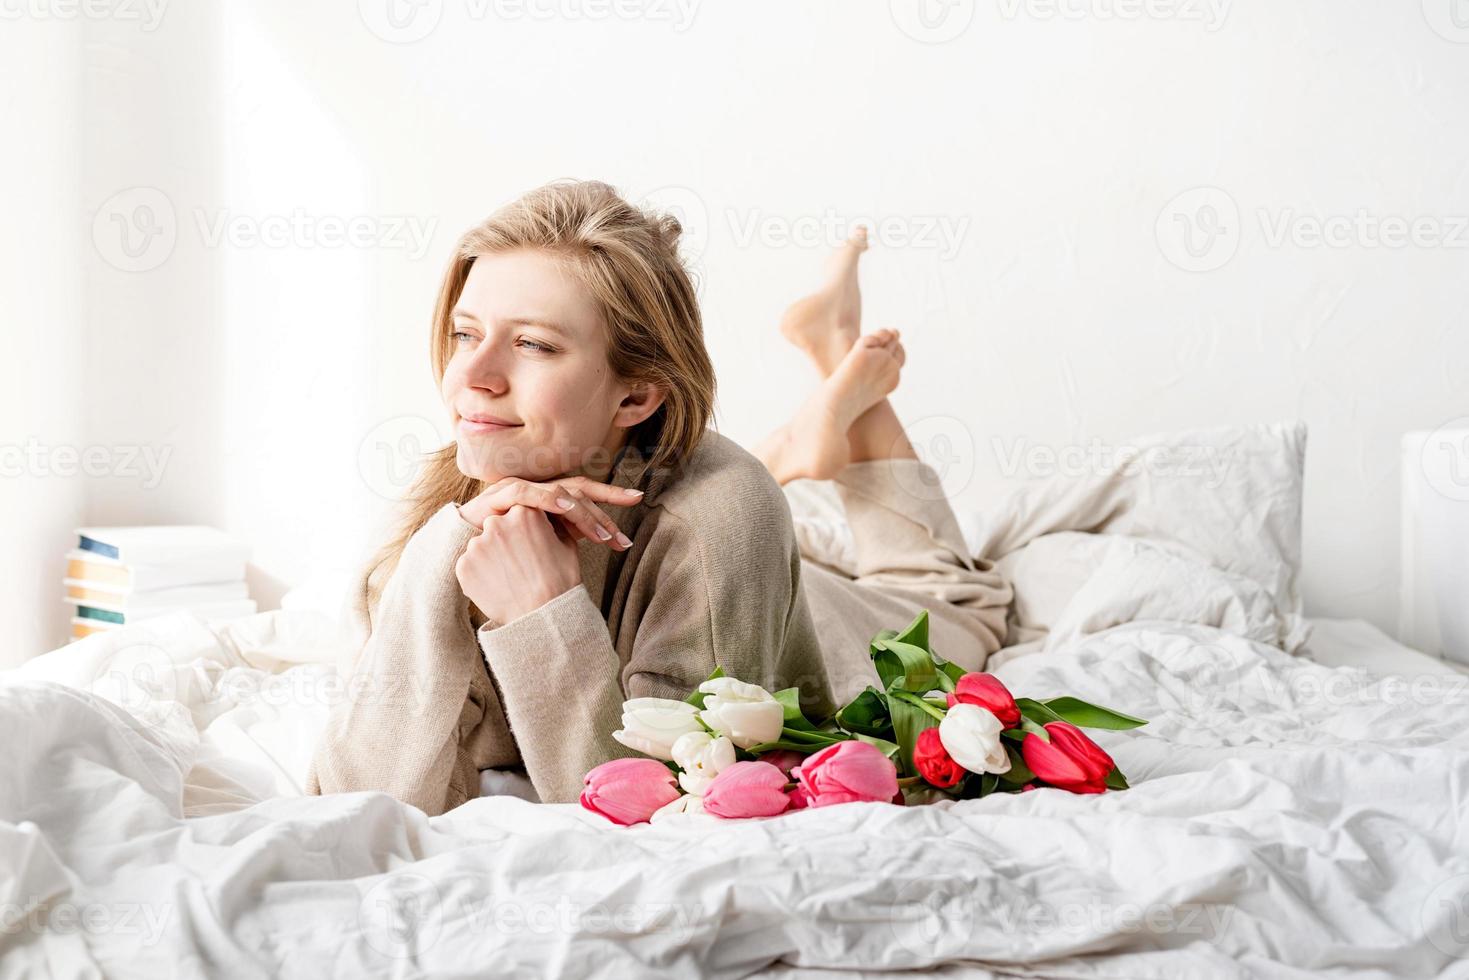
441, 248, 662, 484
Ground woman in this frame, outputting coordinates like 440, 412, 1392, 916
305, 180, 1011, 815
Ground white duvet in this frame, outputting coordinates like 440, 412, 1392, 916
4, 422, 1468, 978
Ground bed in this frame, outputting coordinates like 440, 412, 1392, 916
3, 423, 1467, 978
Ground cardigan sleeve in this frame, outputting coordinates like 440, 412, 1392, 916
475, 584, 651, 806
477, 492, 833, 806
304, 501, 508, 816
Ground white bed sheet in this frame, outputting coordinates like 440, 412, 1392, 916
1302, 617, 1467, 679
3, 608, 1468, 978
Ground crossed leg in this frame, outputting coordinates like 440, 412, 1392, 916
754, 227, 1013, 687
753, 228, 919, 483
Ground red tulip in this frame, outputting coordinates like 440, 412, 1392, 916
580, 758, 681, 825
702, 761, 792, 819
1021, 721, 1114, 794
913, 727, 965, 789
944, 673, 1021, 729
792, 740, 900, 808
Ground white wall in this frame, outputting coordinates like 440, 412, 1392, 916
1, 15, 85, 661
8, 0, 1468, 662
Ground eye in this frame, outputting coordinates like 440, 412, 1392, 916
451, 330, 476, 343
517, 338, 557, 353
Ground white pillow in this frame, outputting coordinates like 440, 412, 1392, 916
977, 421, 1309, 653
783, 422, 1310, 654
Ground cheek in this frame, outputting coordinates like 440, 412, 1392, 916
440, 361, 464, 403
530, 367, 609, 428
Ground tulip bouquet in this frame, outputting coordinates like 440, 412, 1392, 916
580, 609, 1146, 825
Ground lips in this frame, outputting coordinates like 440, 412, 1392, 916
460, 413, 522, 426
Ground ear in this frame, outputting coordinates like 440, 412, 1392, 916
613, 381, 667, 430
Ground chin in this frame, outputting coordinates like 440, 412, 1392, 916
454, 442, 511, 483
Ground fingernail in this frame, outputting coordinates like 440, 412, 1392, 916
595, 526, 612, 541
615, 532, 633, 548
623, 488, 643, 496
556, 497, 575, 509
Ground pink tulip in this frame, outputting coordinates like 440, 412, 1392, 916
792, 740, 899, 808
580, 758, 681, 825
702, 761, 792, 819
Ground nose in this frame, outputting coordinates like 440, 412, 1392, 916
463, 336, 511, 392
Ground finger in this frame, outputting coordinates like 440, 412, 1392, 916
469, 479, 633, 548
555, 486, 630, 549
559, 476, 646, 506
558, 484, 634, 549
551, 514, 588, 541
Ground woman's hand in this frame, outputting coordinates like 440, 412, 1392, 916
456, 504, 583, 626
458, 476, 640, 549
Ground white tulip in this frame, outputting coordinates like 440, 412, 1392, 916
650, 793, 707, 822
697, 677, 785, 749
938, 703, 1012, 775
670, 730, 736, 796
611, 697, 704, 761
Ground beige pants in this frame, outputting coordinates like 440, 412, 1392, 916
797, 457, 1013, 703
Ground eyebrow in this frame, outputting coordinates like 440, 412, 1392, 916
450, 309, 572, 338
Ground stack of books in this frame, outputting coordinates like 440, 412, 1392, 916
65, 525, 255, 641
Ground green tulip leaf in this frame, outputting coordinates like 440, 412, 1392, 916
1015, 697, 1065, 725
1105, 766, 1130, 790
888, 695, 940, 779
872, 640, 938, 693
931, 662, 962, 693
1018, 716, 1050, 740
850, 732, 901, 758
889, 609, 931, 651
836, 687, 893, 738
1043, 697, 1149, 730
997, 742, 1034, 784
773, 726, 845, 746
772, 687, 822, 730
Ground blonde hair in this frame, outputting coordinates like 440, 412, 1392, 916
366, 179, 716, 602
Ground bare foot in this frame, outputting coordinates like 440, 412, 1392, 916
778, 227, 869, 376
759, 330, 905, 484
